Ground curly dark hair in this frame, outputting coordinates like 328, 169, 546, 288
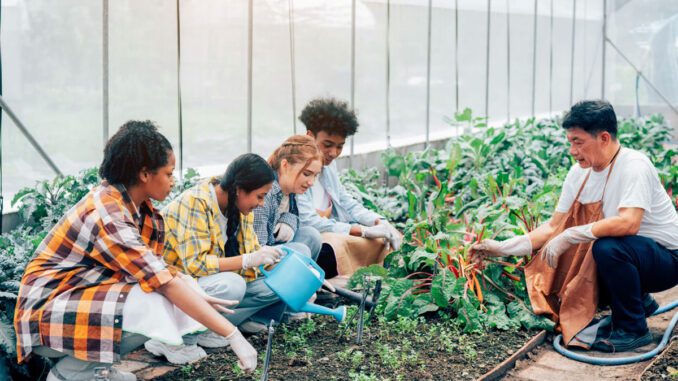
298, 97, 359, 137
99, 120, 173, 187
562, 100, 618, 139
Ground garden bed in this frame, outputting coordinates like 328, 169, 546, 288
641, 340, 678, 381
156, 314, 542, 381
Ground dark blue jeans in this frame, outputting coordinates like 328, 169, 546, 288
592, 235, 678, 333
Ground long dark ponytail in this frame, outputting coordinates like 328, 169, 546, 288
220, 153, 275, 257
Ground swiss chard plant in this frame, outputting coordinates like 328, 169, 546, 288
343, 111, 676, 333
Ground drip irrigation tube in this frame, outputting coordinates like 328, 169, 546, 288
554, 300, 678, 365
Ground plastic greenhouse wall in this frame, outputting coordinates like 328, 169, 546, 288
0, 0, 676, 213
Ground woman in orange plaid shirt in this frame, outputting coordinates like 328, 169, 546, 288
14, 121, 257, 381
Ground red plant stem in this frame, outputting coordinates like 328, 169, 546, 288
405, 272, 433, 279
430, 168, 442, 189
477, 225, 486, 243
502, 272, 521, 282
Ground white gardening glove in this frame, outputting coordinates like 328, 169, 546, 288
541, 223, 596, 268
471, 235, 533, 260
381, 220, 403, 251
361, 224, 391, 240
241, 246, 282, 269
274, 223, 294, 243
226, 329, 257, 372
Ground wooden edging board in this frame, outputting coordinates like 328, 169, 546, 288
477, 330, 548, 381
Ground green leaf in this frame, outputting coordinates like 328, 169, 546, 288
346, 265, 389, 289
453, 297, 485, 333
0, 291, 17, 300
382, 278, 415, 319
431, 272, 465, 308
484, 293, 520, 330
413, 293, 439, 315
0, 317, 16, 355
455, 108, 473, 122
406, 248, 438, 272
506, 301, 555, 331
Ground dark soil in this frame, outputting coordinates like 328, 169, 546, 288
156, 314, 539, 381
642, 340, 678, 381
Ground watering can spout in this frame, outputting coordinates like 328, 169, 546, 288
300, 303, 346, 323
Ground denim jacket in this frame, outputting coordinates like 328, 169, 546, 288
297, 162, 382, 234
253, 179, 299, 246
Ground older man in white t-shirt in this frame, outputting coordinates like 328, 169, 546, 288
473, 100, 678, 353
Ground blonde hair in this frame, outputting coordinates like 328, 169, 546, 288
268, 135, 323, 176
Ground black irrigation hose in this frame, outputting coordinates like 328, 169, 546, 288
328, 286, 376, 310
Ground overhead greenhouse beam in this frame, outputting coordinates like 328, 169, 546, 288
175, 0, 185, 179
425, 0, 432, 147
606, 38, 678, 116
0, 95, 63, 177
288, 0, 297, 134
386, 0, 391, 147
102, 0, 109, 146
247, 0, 253, 153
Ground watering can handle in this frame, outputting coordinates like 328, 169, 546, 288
308, 257, 325, 281
259, 265, 270, 277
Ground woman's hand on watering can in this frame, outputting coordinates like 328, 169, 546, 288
274, 223, 294, 243
241, 246, 282, 269
226, 329, 257, 372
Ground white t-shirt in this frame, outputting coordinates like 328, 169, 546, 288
209, 183, 229, 242
311, 175, 332, 210
278, 194, 290, 214
556, 147, 678, 250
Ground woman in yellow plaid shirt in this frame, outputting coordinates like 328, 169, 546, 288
15, 122, 258, 381
152, 153, 285, 364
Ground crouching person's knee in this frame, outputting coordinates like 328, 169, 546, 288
592, 237, 624, 266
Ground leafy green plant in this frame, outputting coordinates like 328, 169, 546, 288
344, 112, 676, 334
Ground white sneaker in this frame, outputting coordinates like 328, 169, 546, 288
144, 339, 207, 364
239, 320, 268, 334
196, 330, 230, 348
46, 366, 137, 381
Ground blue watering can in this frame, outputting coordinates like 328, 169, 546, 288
259, 246, 346, 322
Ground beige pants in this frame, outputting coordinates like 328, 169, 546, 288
321, 233, 390, 276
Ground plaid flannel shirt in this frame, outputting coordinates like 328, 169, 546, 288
14, 182, 177, 364
162, 178, 261, 280
253, 179, 299, 246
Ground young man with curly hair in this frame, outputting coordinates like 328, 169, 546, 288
296, 97, 402, 284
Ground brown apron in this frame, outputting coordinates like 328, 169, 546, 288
525, 153, 619, 346
321, 232, 390, 276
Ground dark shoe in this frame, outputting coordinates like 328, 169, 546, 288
592, 329, 653, 353
642, 294, 659, 317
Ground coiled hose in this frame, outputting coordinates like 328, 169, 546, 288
553, 300, 678, 365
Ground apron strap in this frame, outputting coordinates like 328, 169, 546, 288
573, 171, 592, 204
573, 145, 623, 204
